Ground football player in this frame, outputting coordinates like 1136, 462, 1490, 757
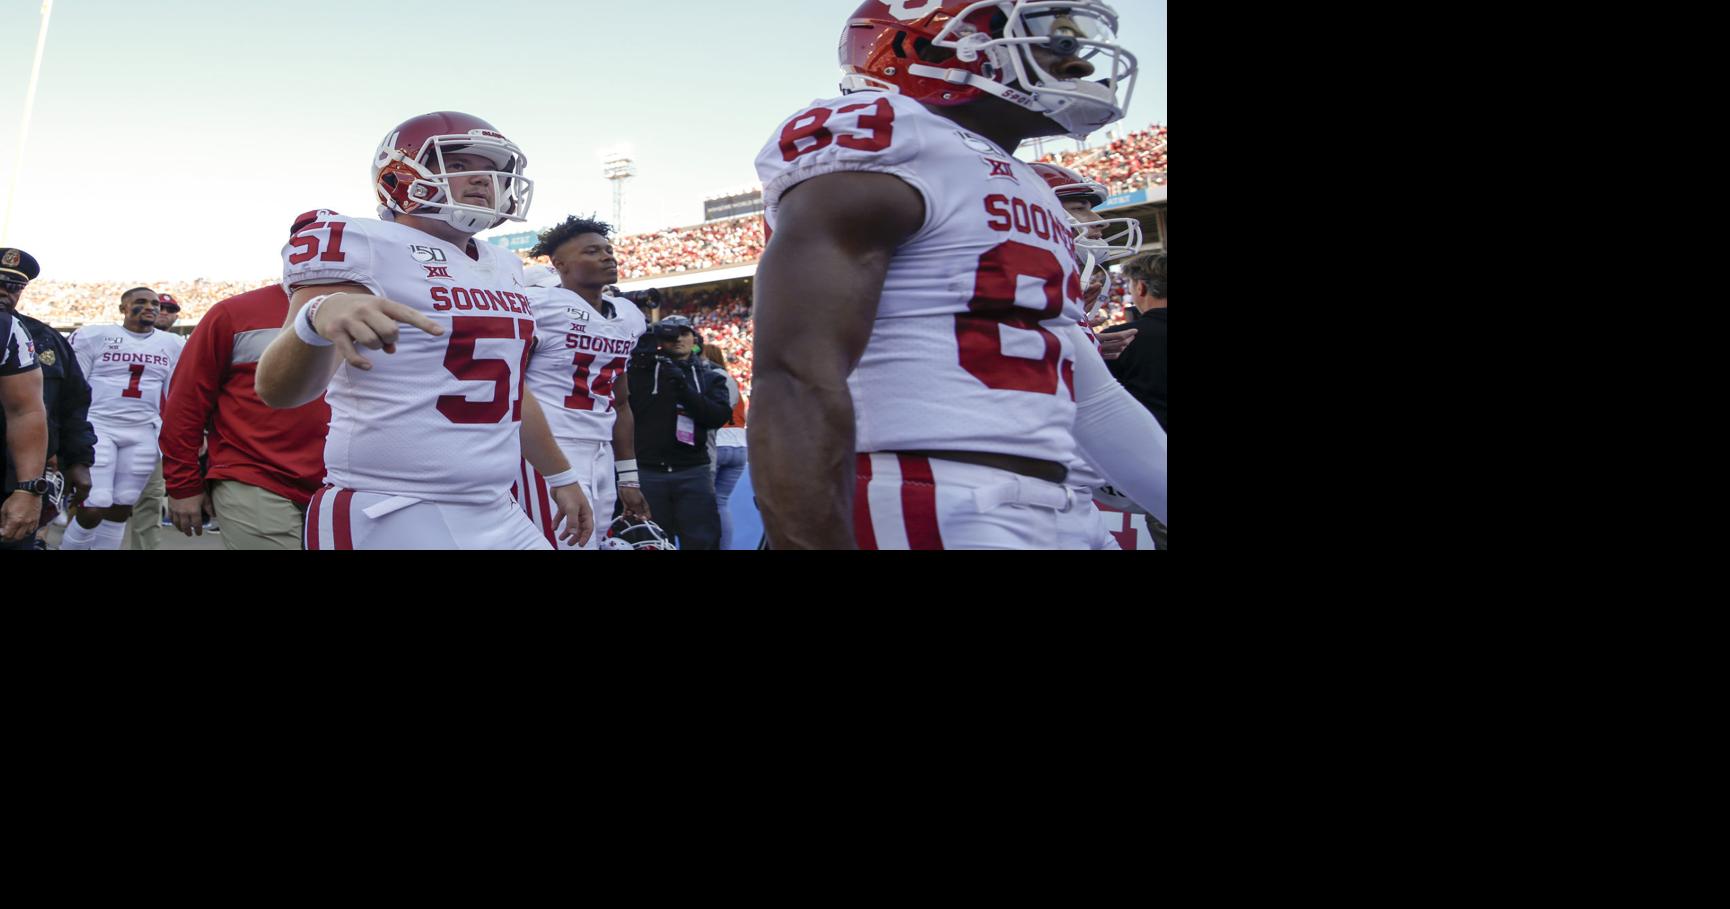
255, 111, 592, 549
750, 1, 1165, 548
518, 215, 652, 549
60, 288, 182, 550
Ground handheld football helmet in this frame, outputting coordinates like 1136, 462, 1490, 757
1032, 161, 1141, 313
34, 469, 66, 531
1091, 483, 1149, 516
839, 0, 1137, 138
373, 111, 534, 234
602, 514, 677, 550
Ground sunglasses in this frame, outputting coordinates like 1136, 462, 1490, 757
159, 304, 181, 313
0, 279, 27, 292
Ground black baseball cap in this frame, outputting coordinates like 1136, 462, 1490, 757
0, 247, 41, 283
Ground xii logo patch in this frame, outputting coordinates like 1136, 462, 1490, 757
425, 266, 452, 279
984, 158, 1019, 183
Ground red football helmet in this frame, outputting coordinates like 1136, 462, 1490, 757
839, 0, 1137, 137
1030, 161, 1108, 205
1033, 161, 1142, 260
372, 111, 534, 234
1032, 160, 1141, 314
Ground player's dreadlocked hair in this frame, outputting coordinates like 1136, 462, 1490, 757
531, 215, 615, 259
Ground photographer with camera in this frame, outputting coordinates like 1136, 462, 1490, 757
626, 314, 731, 549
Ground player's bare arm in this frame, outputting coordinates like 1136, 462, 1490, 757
749, 170, 924, 549
1, 368, 47, 542
256, 283, 446, 408
521, 387, 594, 547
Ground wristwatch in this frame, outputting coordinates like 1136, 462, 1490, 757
14, 478, 51, 496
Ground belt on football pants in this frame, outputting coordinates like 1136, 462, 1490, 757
972, 475, 1077, 514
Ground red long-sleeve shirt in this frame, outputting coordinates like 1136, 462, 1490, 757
161, 285, 330, 506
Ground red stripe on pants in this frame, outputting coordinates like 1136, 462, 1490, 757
332, 489, 355, 550
853, 454, 878, 550
534, 471, 556, 546
896, 455, 944, 550
306, 487, 327, 551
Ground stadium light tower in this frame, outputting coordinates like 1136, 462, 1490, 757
602, 152, 636, 234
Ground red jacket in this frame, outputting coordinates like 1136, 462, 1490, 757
161, 286, 330, 506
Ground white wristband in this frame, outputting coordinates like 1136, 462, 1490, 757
543, 469, 581, 489
615, 459, 639, 485
293, 294, 334, 347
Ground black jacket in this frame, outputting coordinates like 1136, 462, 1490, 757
1103, 308, 1167, 431
15, 312, 95, 468
3, 310, 95, 494
627, 351, 732, 471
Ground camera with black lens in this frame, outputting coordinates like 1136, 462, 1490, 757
652, 314, 695, 341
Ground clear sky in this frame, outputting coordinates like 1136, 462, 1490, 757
0, 0, 1166, 281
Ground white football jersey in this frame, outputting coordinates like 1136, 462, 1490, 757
524, 284, 646, 443
72, 324, 182, 426
755, 90, 1088, 465
282, 210, 534, 504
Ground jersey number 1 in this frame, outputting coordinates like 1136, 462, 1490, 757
121, 364, 145, 398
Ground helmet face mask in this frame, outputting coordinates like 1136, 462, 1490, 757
374, 112, 534, 234
603, 514, 677, 550
839, 1, 1137, 139
35, 469, 65, 531
1072, 215, 1142, 264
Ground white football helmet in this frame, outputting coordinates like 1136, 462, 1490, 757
839, 0, 1138, 139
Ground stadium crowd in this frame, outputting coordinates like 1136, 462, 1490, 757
1037, 123, 1167, 195
24, 279, 263, 327
611, 216, 766, 280
26, 125, 1164, 330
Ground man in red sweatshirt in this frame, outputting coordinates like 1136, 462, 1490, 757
161, 285, 330, 549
